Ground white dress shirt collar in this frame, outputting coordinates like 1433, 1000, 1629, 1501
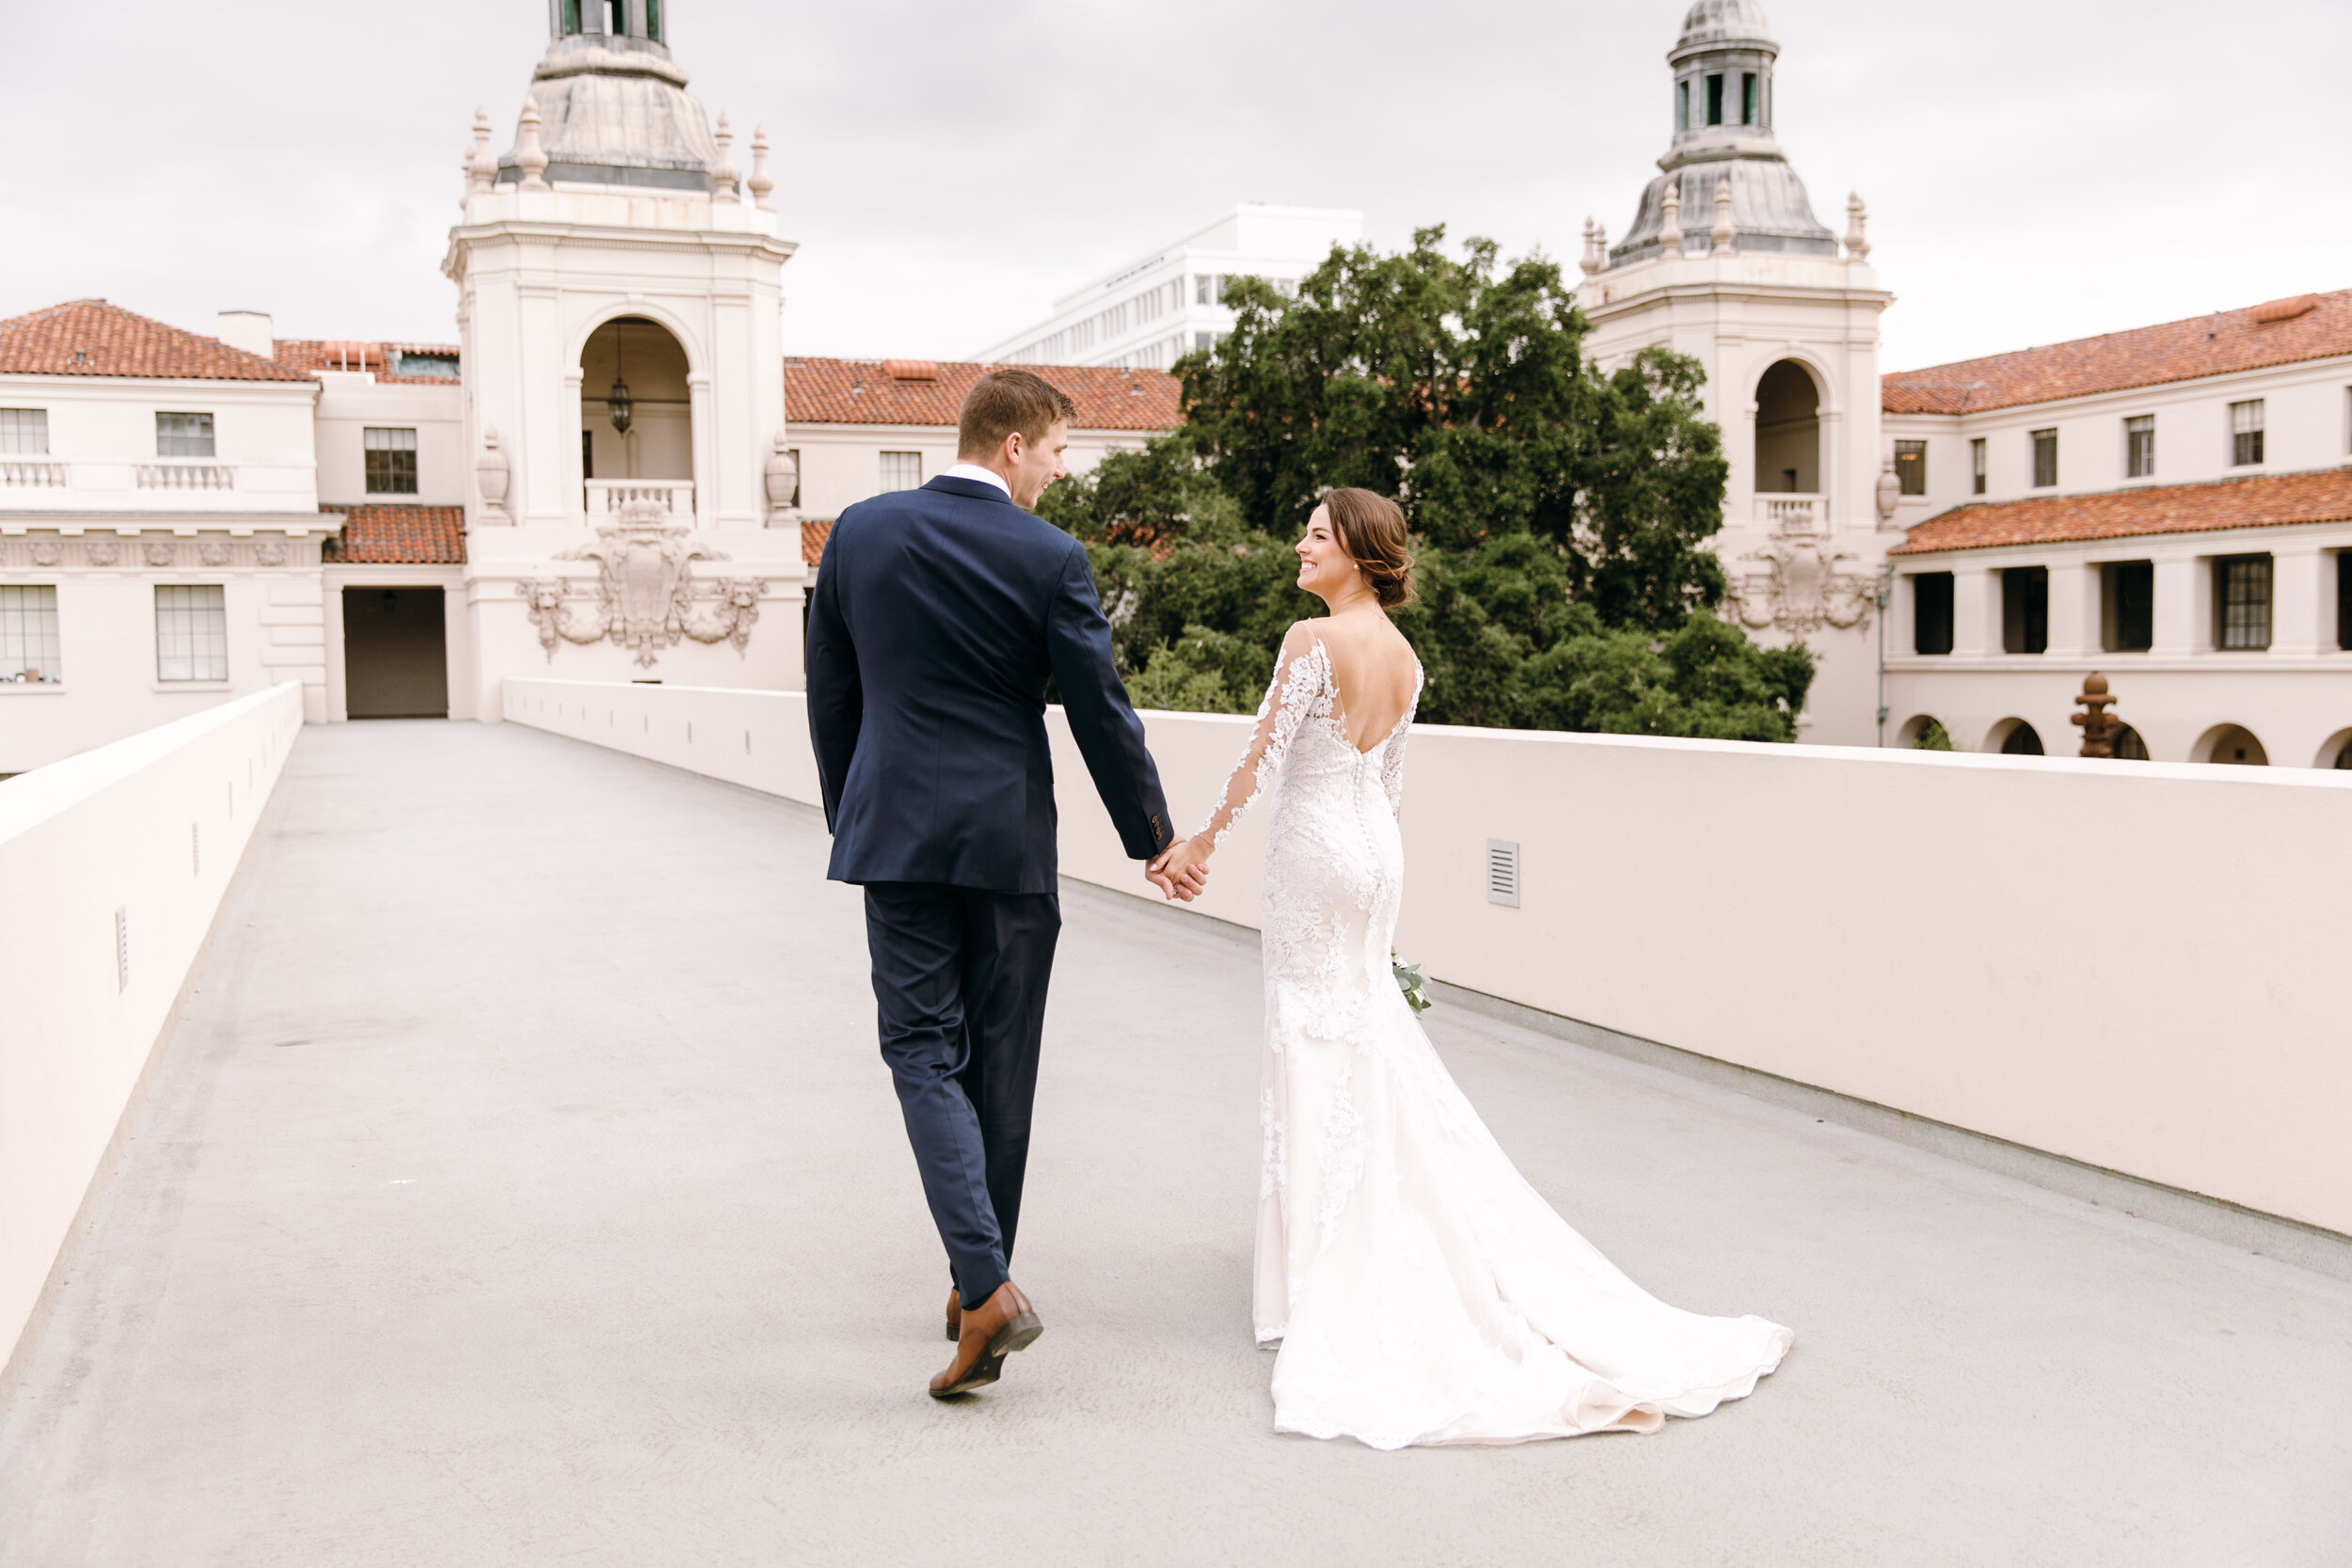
941, 462, 1011, 498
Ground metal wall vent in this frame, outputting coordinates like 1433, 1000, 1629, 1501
1486, 840, 1520, 908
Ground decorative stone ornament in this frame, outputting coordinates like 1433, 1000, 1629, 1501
1729, 505, 1876, 637
256, 538, 288, 567
1579, 219, 1602, 279
475, 425, 512, 522
747, 126, 774, 210
1874, 460, 1902, 524
709, 113, 739, 202
763, 434, 800, 523
518, 503, 765, 666
87, 538, 119, 567
199, 539, 230, 567
466, 106, 498, 198
515, 98, 550, 190
1657, 179, 1684, 260
1843, 193, 1870, 262
30, 539, 60, 567
1710, 180, 1737, 257
2072, 673, 2122, 757
144, 541, 177, 568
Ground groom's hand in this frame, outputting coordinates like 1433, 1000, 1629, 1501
1147, 838, 1211, 902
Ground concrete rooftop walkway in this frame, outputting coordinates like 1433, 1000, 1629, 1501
2, 720, 2348, 1566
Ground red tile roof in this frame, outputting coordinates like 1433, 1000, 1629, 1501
0, 299, 315, 382
323, 504, 467, 564
273, 340, 462, 385
1882, 291, 2352, 416
1890, 467, 2352, 555
785, 357, 1181, 430
800, 517, 832, 566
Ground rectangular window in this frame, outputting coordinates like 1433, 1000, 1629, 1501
1706, 73, 1724, 125
580, 428, 594, 481
1677, 80, 1690, 131
2030, 428, 2057, 488
2102, 561, 2153, 652
363, 426, 419, 495
2001, 566, 2048, 654
878, 451, 922, 492
0, 408, 49, 454
645, 0, 660, 41
2338, 551, 2351, 650
156, 411, 215, 458
1894, 439, 1926, 496
2125, 415, 2154, 479
1970, 436, 1986, 495
0, 584, 62, 684
1911, 573, 1954, 656
2215, 554, 2272, 650
1741, 73, 1757, 125
154, 583, 229, 682
2230, 399, 2265, 466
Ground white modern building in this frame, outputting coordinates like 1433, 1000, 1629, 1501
974, 205, 1364, 372
1574, 0, 1894, 746
1880, 293, 2352, 768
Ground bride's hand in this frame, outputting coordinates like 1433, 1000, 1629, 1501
1147, 837, 1212, 901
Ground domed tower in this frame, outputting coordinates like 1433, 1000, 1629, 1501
443, 1, 804, 716
1577, 0, 1895, 747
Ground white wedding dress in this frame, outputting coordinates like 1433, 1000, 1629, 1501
1197, 626, 1792, 1448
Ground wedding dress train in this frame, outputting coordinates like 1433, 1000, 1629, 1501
1198, 628, 1792, 1448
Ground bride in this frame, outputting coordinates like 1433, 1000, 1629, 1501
1148, 489, 1791, 1449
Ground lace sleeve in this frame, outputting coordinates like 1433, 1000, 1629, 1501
1377, 661, 1423, 819
1194, 626, 1327, 853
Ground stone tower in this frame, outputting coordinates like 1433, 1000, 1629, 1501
442, 1, 804, 714
1578, 0, 1895, 746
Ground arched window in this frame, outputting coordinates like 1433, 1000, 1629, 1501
2111, 724, 2151, 761
2195, 723, 2267, 766
1755, 361, 1820, 495
2336, 738, 2352, 769
1997, 721, 2044, 756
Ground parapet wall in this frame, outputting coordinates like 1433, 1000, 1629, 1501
0, 682, 304, 1372
504, 677, 2352, 1239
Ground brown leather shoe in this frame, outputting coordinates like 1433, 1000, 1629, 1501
928, 1281, 1042, 1400
945, 1288, 961, 1342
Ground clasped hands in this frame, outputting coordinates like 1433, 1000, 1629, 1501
1146, 836, 1214, 902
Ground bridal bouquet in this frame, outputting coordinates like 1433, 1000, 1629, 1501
1391, 955, 1432, 1014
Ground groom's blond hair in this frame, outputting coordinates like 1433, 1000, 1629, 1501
959, 370, 1078, 460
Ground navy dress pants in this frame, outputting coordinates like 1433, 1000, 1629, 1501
863, 881, 1060, 1309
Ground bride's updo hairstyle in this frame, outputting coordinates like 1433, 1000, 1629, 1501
1320, 487, 1416, 609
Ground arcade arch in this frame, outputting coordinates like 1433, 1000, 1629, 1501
2192, 723, 2267, 766
581, 315, 693, 505
1754, 359, 1820, 495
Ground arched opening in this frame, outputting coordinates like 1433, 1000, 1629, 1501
2192, 723, 2268, 766
581, 316, 692, 518
1989, 718, 2044, 755
1899, 714, 1954, 751
2318, 729, 2352, 769
1754, 360, 1820, 496
2111, 724, 2151, 762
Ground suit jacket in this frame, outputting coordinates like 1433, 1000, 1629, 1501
805, 474, 1175, 894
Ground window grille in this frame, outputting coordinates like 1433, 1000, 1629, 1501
2029, 428, 2057, 488
363, 427, 419, 494
2215, 554, 2271, 650
1970, 437, 1985, 495
2103, 561, 2153, 652
156, 411, 215, 458
2230, 400, 2265, 467
878, 451, 922, 492
2001, 566, 2048, 654
1911, 573, 1953, 655
1485, 841, 1520, 908
2125, 415, 2154, 479
155, 583, 229, 682
0, 408, 49, 454
1894, 440, 1926, 496
0, 584, 62, 683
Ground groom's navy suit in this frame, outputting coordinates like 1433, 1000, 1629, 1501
805, 473, 1174, 1307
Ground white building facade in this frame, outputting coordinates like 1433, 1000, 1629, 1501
975, 205, 1364, 373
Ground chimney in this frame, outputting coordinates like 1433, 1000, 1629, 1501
216, 310, 275, 360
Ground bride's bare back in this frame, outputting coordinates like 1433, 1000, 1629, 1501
1307, 610, 1420, 753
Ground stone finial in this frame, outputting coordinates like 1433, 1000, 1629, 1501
476, 424, 512, 522
1875, 459, 1901, 523
748, 125, 775, 211
467, 106, 497, 197
764, 432, 800, 523
710, 113, 740, 202
1844, 192, 1870, 262
2071, 673, 2121, 758
1657, 178, 1684, 260
516, 98, 549, 191
1710, 177, 1737, 256
1580, 218, 1600, 279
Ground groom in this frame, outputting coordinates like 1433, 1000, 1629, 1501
805, 369, 1205, 1400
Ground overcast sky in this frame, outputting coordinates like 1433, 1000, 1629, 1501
3, 0, 2344, 375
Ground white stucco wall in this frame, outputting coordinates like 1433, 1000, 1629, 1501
505, 676, 2352, 1240
0, 682, 302, 1371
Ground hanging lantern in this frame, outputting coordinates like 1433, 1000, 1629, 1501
607, 374, 633, 436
